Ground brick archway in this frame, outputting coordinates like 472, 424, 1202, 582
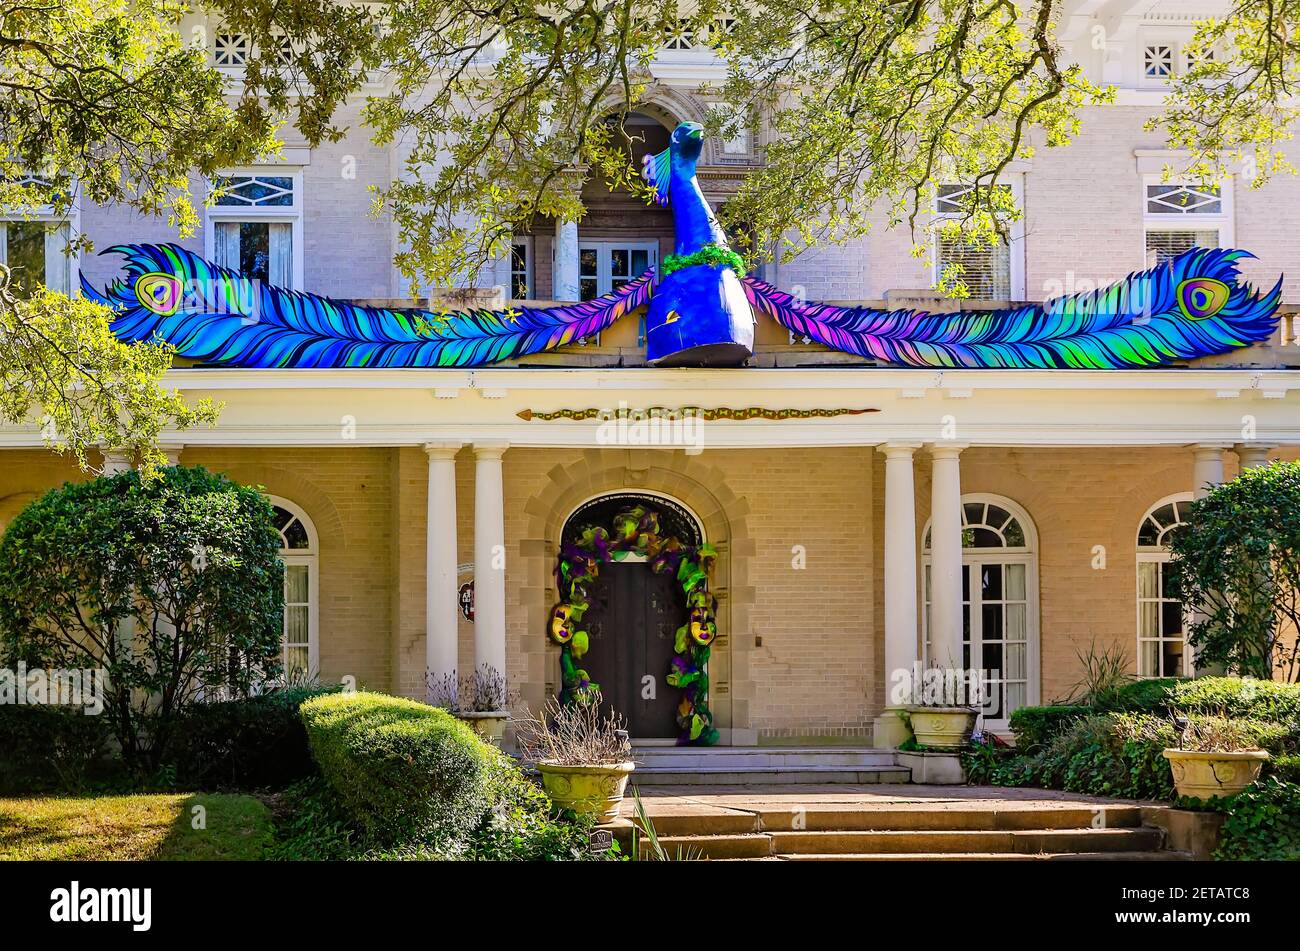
517, 449, 756, 742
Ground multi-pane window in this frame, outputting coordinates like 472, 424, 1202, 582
208, 172, 301, 287
1, 175, 74, 295
1137, 497, 1191, 678
923, 498, 1037, 727
271, 502, 316, 680
934, 183, 1016, 300
578, 241, 656, 301
1143, 180, 1230, 267
510, 239, 530, 300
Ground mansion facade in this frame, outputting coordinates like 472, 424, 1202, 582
2, 0, 1298, 746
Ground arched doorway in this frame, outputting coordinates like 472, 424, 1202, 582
922, 494, 1040, 729
558, 491, 706, 739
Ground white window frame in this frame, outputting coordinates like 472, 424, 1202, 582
931, 177, 1025, 300
577, 239, 658, 298
1142, 173, 1233, 266
1136, 492, 1194, 679
205, 167, 305, 289
921, 493, 1041, 730
268, 496, 319, 680
0, 175, 80, 294
510, 236, 533, 300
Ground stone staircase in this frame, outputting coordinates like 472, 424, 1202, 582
613, 797, 1191, 861
630, 746, 910, 786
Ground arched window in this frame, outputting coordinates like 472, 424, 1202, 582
1136, 494, 1192, 678
269, 497, 318, 679
923, 495, 1040, 728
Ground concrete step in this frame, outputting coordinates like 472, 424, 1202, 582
755, 804, 1145, 832
630, 766, 912, 786
778, 850, 1193, 861
770, 827, 1164, 855
632, 747, 898, 770
647, 833, 773, 860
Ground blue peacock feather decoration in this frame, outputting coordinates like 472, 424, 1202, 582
82, 243, 652, 369
746, 247, 1281, 369
84, 243, 1280, 372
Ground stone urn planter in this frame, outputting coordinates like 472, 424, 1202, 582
456, 711, 510, 747
536, 761, 636, 822
1163, 749, 1269, 799
907, 706, 979, 749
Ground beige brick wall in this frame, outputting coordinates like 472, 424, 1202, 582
3, 444, 1296, 741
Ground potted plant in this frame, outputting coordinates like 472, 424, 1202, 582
514, 694, 635, 822
1163, 717, 1270, 799
425, 664, 518, 746
905, 664, 980, 749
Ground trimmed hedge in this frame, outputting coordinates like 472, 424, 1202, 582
1096, 677, 1182, 714
1170, 678, 1300, 724
300, 691, 496, 845
0, 704, 111, 794
168, 686, 337, 790
1009, 705, 1091, 751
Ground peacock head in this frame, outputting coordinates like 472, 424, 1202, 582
670, 122, 706, 165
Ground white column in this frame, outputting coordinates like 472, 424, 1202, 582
1192, 444, 1227, 500
553, 220, 580, 301
929, 445, 966, 675
876, 443, 922, 746
473, 442, 508, 684
1236, 444, 1272, 471
1190, 444, 1228, 676
425, 443, 462, 696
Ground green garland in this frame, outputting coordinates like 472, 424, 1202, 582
549, 504, 720, 745
660, 243, 747, 279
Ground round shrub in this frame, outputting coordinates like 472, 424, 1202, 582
300, 691, 496, 846
0, 465, 285, 771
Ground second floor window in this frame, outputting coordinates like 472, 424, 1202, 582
934, 183, 1020, 300
1143, 179, 1231, 267
207, 171, 302, 288
1, 176, 75, 296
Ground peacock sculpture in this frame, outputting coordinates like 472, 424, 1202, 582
638, 120, 756, 365
83, 127, 1282, 370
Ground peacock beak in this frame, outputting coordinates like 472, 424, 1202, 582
689, 128, 704, 140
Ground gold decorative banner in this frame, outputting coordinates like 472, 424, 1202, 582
516, 406, 878, 421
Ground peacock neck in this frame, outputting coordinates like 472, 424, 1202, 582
670, 165, 729, 257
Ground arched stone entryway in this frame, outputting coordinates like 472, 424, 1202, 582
517, 449, 755, 743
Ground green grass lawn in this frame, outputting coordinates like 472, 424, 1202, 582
0, 793, 273, 861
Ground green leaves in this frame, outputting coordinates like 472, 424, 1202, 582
0, 466, 286, 770
1167, 461, 1300, 681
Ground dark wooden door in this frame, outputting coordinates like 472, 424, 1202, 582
579, 562, 683, 738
